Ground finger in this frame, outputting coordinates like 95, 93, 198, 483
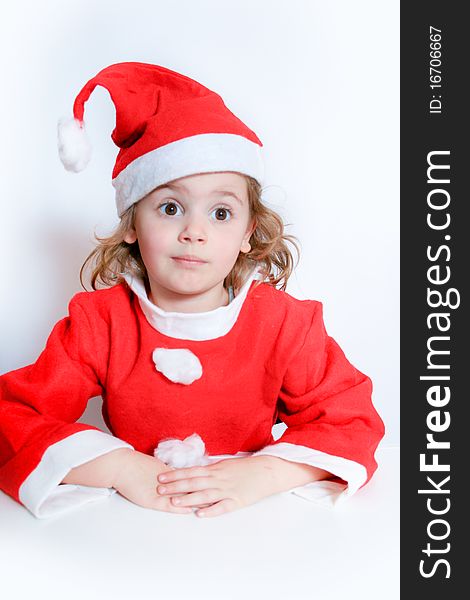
147, 498, 192, 514
157, 476, 212, 496
169, 506, 193, 514
171, 489, 220, 508
166, 507, 193, 514
161, 500, 193, 514
158, 466, 209, 483
195, 498, 235, 518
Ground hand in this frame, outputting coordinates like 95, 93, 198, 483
112, 450, 194, 515
156, 456, 283, 518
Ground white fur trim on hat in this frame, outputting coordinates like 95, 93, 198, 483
152, 348, 203, 385
57, 117, 92, 172
112, 133, 264, 216
154, 433, 210, 468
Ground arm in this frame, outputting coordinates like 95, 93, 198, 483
252, 301, 385, 504
61, 447, 135, 488
64, 447, 195, 515
248, 455, 332, 494
0, 293, 133, 518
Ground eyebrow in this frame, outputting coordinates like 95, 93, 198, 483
156, 184, 243, 205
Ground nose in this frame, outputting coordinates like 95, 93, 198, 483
177, 213, 208, 244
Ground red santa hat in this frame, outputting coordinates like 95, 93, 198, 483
57, 61, 264, 216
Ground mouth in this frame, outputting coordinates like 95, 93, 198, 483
171, 255, 208, 265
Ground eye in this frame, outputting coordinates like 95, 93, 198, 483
211, 207, 232, 222
158, 201, 183, 216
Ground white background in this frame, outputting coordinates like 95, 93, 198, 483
0, 0, 399, 446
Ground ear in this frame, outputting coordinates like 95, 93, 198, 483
240, 219, 256, 254
124, 229, 137, 244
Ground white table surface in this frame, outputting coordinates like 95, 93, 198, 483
0, 446, 399, 600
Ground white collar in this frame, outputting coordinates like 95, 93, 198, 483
122, 267, 263, 341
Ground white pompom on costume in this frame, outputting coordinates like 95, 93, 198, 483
154, 433, 210, 468
152, 348, 203, 385
57, 117, 92, 172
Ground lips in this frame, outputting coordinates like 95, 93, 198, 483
172, 255, 207, 264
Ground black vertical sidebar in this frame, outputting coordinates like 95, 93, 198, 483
401, 2, 467, 596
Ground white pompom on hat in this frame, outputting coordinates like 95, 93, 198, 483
57, 61, 264, 216
57, 116, 92, 172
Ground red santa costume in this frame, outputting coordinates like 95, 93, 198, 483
0, 63, 385, 518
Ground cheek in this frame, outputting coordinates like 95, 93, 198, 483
137, 224, 173, 257
214, 227, 246, 257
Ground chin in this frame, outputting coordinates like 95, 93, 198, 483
167, 280, 209, 296
173, 286, 204, 296
154, 271, 224, 296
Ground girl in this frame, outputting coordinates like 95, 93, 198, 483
0, 62, 385, 519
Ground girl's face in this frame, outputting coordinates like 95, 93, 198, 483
124, 172, 255, 312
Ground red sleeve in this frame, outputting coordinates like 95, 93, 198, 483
272, 301, 385, 485
0, 293, 108, 504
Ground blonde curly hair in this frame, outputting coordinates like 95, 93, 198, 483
80, 175, 300, 294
